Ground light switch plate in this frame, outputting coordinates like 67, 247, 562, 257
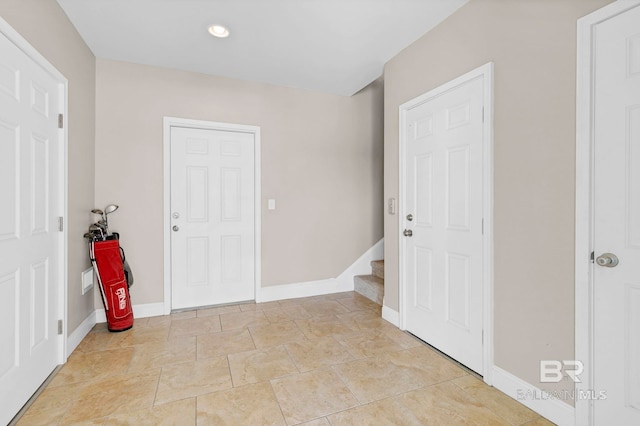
388, 198, 396, 215
82, 267, 94, 295
268, 199, 276, 210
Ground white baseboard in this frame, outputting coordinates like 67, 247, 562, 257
382, 305, 399, 327
257, 278, 353, 303
67, 311, 96, 357
336, 238, 384, 288
95, 302, 166, 323
492, 366, 574, 426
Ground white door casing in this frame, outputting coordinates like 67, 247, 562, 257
0, 20, 67, 425
576, 2, 640, 424
399, 63, 493, 378
163, 118, 261, 312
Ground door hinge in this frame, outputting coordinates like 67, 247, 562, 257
482, 218, 484, 235
58, 320, 63, 335
58, 113, 64, 129
482, 107, 485, 123
57, 216, 64, 232
590, 251, 595, 263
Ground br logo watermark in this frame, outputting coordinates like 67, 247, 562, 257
514, 360, 608, 401
540, 360, 583, 383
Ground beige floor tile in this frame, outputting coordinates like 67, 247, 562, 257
145, 315, 173, 327
73, 327, 114, 353
196, 382, 285, 425
168, 315, 221, 338
18, 292, 542, 426
295, 315, 357, 339
335, 294, 381, 312
522, 417, 556, 426
127, 335, 196, 371
197, 329, 256, 358
197, 304, 241, 317
320, 291, 356, 300
302, 300, 350, 317
400, 381, 510, 425
297, 418, 330, 426
102, 397, 196, 425
60, 369, 161, 423
332, 355, 425, 403
170, 310, 197, 320
262, 305, 311, 323
107, 325, 170, 349
239, 300, 281, 311
327, 396, 422, 426
453, 375, 540, 424
382, 327, 422, 348
248, 321, 307, 348
155, 356, 232, 404
285, 336, 354, 372
382, 346, 468, 385
16, 381, 87, 425
220, 310, 270, 331
228, 345, 299, 387
49, 347, 135, 387
335, 309, 389, 330
334, 329, 409, 358
277, 298, 305, 308
270, 368, 358, 425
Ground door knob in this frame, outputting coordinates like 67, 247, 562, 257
596, 253, 618, 267
172, 225, 179, 232
403, 229, 413, 237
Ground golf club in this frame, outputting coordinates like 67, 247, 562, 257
104, 204, 119, 234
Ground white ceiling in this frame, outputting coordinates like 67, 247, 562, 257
56, 0, 468, 96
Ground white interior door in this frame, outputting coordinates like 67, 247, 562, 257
592, 4, 640, 423
0, 32, 62, 424
170, 126, 255, 309
402, 73, 486, 374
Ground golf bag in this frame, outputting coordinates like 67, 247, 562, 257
90, 239, 134, 331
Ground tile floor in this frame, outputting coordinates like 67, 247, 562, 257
17, 292, 554, 425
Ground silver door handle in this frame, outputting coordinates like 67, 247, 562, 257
172, 225, 179, 232
596, 253, 618, 267
403, 229, 413, 237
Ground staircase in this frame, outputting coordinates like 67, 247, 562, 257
354, 260, 384, 305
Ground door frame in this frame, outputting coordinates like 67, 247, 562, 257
575, 1, 640, 424
398, 62, 494, 383
0, 18, 69, 364
162, 117, 261, 314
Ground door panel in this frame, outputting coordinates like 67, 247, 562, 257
593, 4, 640, 423
403, 75, 484, 374
170, 126, 255, 309
0, 31, 61, 425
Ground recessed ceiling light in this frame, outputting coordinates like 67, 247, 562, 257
208, 24, 229, 38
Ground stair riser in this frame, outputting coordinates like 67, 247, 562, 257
354, 276, 383, 305
372, 264, 384, 280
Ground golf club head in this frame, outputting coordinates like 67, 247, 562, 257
83, 232, 93, 240
91, 208, 104, 216
88, 224, 105, 239
104, 204, 119, 215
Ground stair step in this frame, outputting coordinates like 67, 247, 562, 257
354, 274, 383, 305
371, 260, 384, 280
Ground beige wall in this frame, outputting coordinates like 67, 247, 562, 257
95, 59, 383, 305
0, 2, 96, 333
384, 0, 611, 394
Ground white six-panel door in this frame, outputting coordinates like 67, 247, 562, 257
0, 31, 62, 424
591, 3, 640, 423
170, 126, 255, 309
402, 72, 486, 375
